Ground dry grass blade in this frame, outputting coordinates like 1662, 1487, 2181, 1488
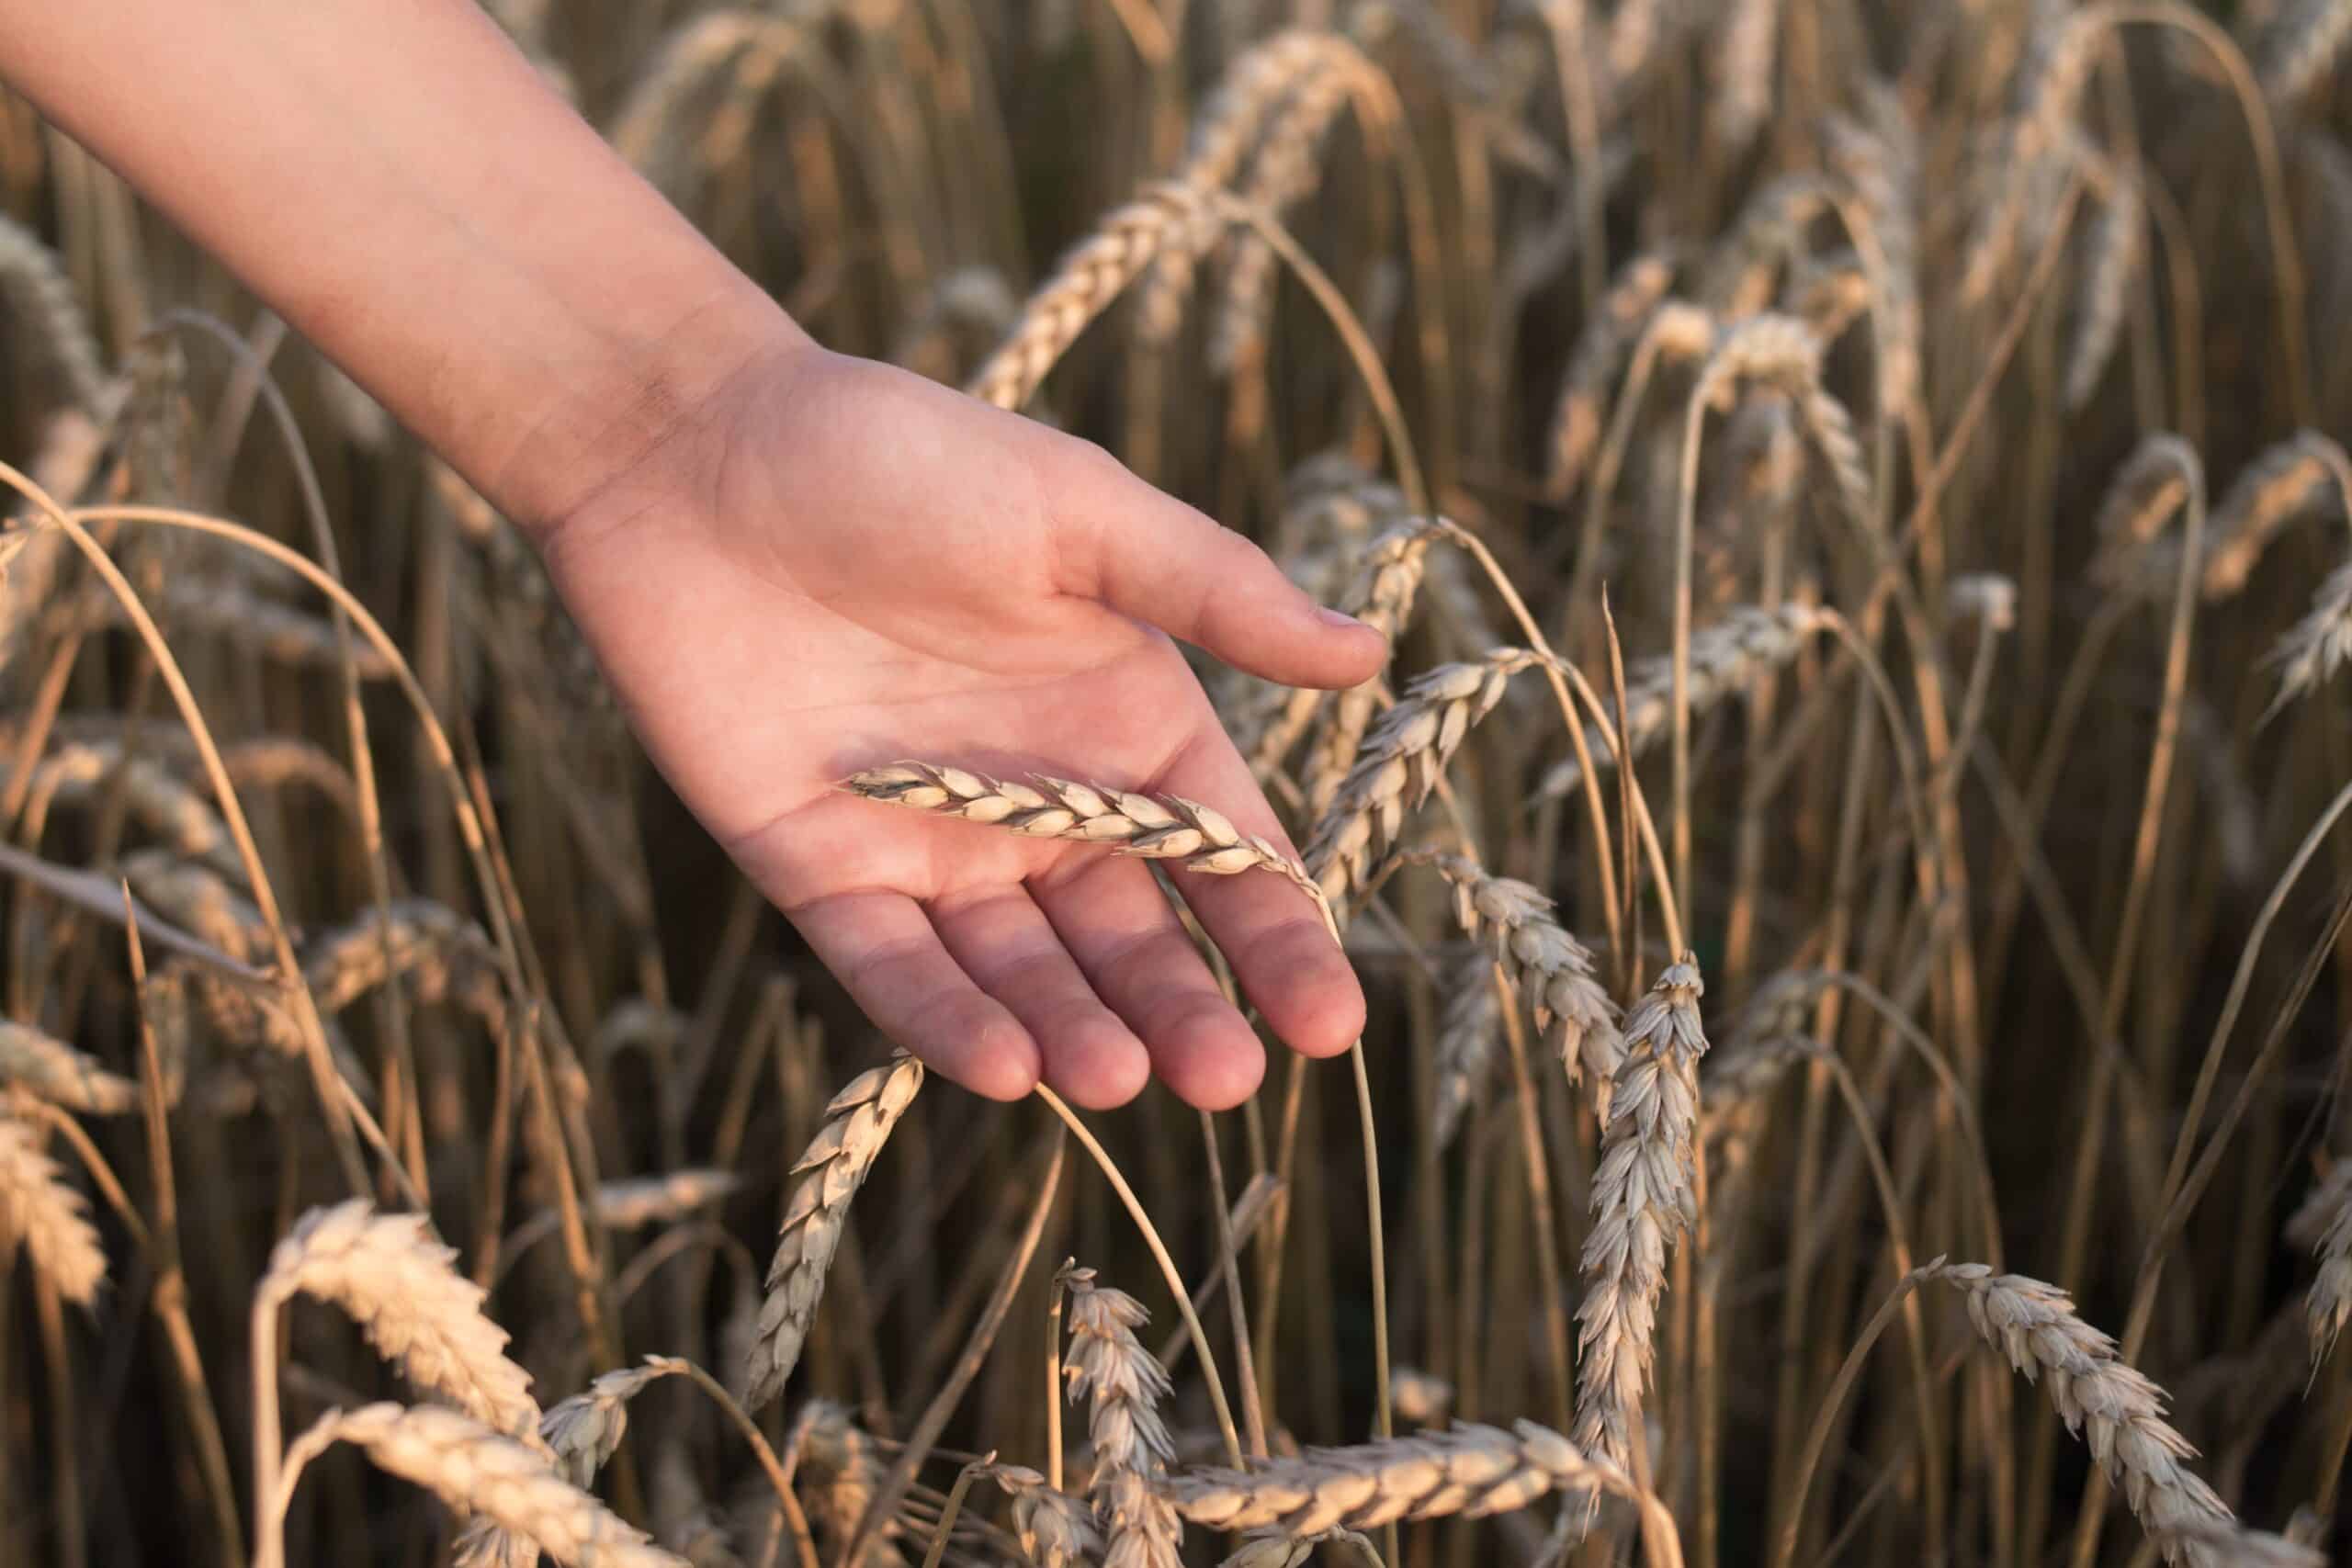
745, 1052, 923, 1411
0, 1111, 107, 1305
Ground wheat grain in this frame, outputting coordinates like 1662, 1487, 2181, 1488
0, 1111, 106, 1305
1571, 956, 1708, 1473
1164, 1419, 1635, 1533
259, 1200, 541, 1438
0, 1021, 138, 1116
745, 1054, 924, 1411
1535, 603, 1830, 801
1921, 1262, 2235, 1562
288, 1403, 684, 1568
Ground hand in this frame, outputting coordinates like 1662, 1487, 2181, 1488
537, 325, 1387, 1110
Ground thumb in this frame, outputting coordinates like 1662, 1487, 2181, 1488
1053, 440, 1389, 690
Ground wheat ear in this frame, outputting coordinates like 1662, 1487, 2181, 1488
1165, 1419, 1639, 1534
968, 184, 1213, 410
258, 1200, 540, 1437
990, 1464, 1102, 1568
1568, 956, 1708, 1483
280, 1403, 684, 1568
0, 1021, 139, 1116
586, 1170, 742, 1230
1061, 1265, 1183, 1568
1405, 852, 1622, 1110
1535, 604, 1829, 801
1543, 250, 1678, 501
1303, 649, 1554, 910
2294, 1158, 2352, 1367
842, 763, 1319, 897
0, 1111, 107, 1305
0, 213, 108, 415
2065, 162, 2145, 410
1921, 1262, 2234, 1562
1432, 954, 1503, 1153
2199, 431, 2352, 600
2262, 558, 2352, 718
745, 1053, 924, 1411
1288, 518, 1446, 807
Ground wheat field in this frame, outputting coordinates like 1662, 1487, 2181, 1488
4, 1, 2352, 1564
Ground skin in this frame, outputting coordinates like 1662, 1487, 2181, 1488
3, 0, 1383, 1110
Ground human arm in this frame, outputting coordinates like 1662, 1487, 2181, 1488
0, 0, 1385, 1109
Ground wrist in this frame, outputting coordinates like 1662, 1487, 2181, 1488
483, 276, 815, 548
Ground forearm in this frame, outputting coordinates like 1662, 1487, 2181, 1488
0, 0, 802, 533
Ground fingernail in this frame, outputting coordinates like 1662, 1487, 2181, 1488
1316, 605, 1374, 632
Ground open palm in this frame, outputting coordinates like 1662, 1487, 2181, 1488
539, 343, 1384, 1109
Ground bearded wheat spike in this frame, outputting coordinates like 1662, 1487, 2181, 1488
258, 1200, 540, 1438
969, 183, 1215, 410
0, 1021, 139, 1116
841, 763, 1318, 897
1544, 250, 1678, 501
1536, 603, 1831, 801
2261, 558, 2352, 719
1921, 1262, 2235, 1562
2065, 164, 2145, 410
1570, 956, 1708, 1476
991, 1465, 1102, 1568
1061, 1267, 1182, 1568
1164, 1420, 1634, 1534
1405, 853, 1622, 1111
2199, 431, 2351, 600
744, 1053, 924, 1411
0, 1111, 107, 1305
0, 213, 108, 416
1303, 649, 1552, 910
290, 1403, 684, 1568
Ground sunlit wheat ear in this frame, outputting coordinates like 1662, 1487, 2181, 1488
0, 212, 108, 417
2064, 161, 2144, 410
2086, 433, 2201, 589
1432, 953, 1503, 1153
584, 1169, 742, 1231
258, 1200, 541, 1438
2260, 558, 2352, 720
282, 1403, 685, 1568
1404, 852, 1622, 1113
841, 764, 1320, 899
0, 1111, 106, 1306
2257, 0, 2352, 107
2199, 431, 2352, 600
458, 1359, 688, 1568
744, 1053, 923, 1411
0, 1021, 138, 1116
1135, 30, 1354, 345
1060, 1265, 1182, 1568
1920, 1262, 2236, 1562
1535, 602, 1829, 801
1544, 250, 1678, 501
1166, 1420, 1636, 1534
1570, 956, 1707, 1480
990, 1464, 1102, 1568
1302, 649, 1552, 912
968, 183, 1216, 410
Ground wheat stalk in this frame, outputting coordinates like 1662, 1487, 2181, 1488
745, 1053, 924, 1411
1921, 1262, 2235, 1562
1303, 648, 1553, 910
1405, 852, 1622, 1111
1570, 956, 1708, 1475
1535, 603, 1829, 802
969, 183, 1215, 409
0, 1021, 138, 1116
1060, 1264, 1183, 1568
258, 1199, 540, 1438
0, 1111, 107, 1305
279, 1403, 684, 1568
